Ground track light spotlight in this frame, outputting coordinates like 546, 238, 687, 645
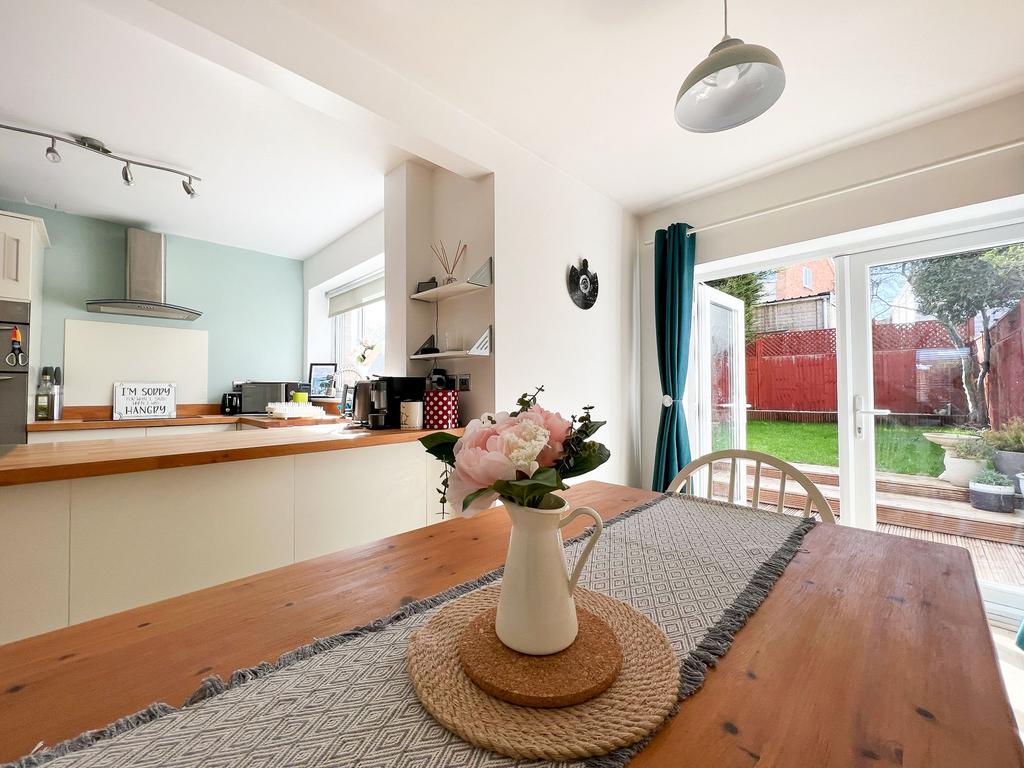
1, 121, 202, 196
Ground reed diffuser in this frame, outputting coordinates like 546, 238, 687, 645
431, 240, 467, 285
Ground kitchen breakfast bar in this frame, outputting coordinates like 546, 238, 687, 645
0, 424, 459, 645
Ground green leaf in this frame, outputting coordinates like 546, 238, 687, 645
559, 441, 610, 479
419, 432, 458, 464
461, 487, 494, 512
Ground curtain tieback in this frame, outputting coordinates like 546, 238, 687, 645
661, 395, 681, 408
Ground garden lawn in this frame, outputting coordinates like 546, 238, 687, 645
745, 420, 960, 477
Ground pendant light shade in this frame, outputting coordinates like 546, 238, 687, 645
674, 2, 785, 133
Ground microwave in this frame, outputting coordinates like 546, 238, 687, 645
240, 381, 302, 414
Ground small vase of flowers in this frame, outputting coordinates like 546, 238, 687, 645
420, 386, 611, 654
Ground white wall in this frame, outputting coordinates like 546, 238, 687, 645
637, 93, 1024, 486
303, 211, 384, 370
103, 0, 644, 486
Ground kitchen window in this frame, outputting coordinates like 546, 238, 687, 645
328, 273, 385, 382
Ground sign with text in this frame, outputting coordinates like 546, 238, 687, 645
112, 382, 177, 420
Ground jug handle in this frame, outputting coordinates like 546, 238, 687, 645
558, 506, 604, 592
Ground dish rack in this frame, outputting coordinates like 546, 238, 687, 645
265, 402, 327, 420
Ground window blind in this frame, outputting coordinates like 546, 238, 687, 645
327, 276, 385, 317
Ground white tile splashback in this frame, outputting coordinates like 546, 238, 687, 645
63, 319, 208, 405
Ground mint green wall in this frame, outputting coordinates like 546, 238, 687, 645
2, 201, 304, 402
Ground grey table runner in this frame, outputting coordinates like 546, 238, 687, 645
10, 494, 815, 768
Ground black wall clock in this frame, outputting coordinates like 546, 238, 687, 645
567, 258, 599, 310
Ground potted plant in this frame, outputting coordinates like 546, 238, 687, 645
984, 418, 1024, 491
943, 440, 992, 488
420, 386, 610, 656
969, 469, 1016, 513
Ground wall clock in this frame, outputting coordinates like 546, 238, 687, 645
567, 259, 599, 310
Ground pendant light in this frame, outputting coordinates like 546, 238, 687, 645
675, 0, 785, 133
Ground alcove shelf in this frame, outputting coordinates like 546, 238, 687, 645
409, 349, 489, 360
409, 257, 493, 303
409, 326, 492, 361
409, 281, 487, 303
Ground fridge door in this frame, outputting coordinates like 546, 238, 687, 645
0, 372, 27, 444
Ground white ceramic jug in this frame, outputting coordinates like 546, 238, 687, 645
495, 496, 604, 655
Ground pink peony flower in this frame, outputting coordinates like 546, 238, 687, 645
446, 445, 517, 516
531, 406, 572, 467
445, 406, 572, 515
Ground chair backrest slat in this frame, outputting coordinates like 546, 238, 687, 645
665, 449, 835, 524
751, 460, 762, 509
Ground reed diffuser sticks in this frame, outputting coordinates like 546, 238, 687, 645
431, 240, 467, 284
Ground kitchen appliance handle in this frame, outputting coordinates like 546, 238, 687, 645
0, 325, 16, 331
0, 375, 12, 381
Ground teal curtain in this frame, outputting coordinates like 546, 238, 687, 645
652, 223, 695, 492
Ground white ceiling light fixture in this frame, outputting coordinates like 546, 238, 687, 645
674, 0, 785, 133
0, 120, 201, 197
45, 138, 61, 163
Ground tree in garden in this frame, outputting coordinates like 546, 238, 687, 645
903, 244, 1024, 425
707, 271, 772, 343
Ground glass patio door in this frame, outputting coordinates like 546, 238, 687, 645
837, 221, 1024, 609
692, 284, 747, 501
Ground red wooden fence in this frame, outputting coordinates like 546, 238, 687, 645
746, 321, 968, 415
987, 300, 1024, 428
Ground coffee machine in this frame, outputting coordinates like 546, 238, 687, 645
352, 376, 426, 429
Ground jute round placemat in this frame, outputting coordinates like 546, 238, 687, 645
407, 585, 679, 762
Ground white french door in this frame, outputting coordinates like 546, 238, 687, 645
691, 284, 747, 501
836, 220, 1024, 530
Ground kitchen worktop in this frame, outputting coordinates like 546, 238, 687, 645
26, 414, 342, 431
0, 425, 461, 486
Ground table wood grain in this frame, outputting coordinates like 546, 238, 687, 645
0, 481, 1019, 767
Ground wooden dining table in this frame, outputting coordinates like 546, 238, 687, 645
1, 480, 1021, 767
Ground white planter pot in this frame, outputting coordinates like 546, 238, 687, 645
940, 456, 986, 488
495, 497, 603, 655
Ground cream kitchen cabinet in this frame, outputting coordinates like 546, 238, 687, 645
0, 211, 48, 303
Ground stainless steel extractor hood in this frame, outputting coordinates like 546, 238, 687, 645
86, 228, 201, 321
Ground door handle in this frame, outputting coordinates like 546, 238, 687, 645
854, 395, 891, 439
0, 376, 12, 381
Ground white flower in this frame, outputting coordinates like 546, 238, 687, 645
499, 418, 551, 473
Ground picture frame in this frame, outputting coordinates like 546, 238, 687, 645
308, 363, 337, 396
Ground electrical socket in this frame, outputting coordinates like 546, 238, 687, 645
457, 373, 471, 392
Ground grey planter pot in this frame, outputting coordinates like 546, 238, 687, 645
970, 481, 1017, 513
993, 451, 1024, 493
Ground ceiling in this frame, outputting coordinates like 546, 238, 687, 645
287, 0, 1024, 213
0, 0, 409, 259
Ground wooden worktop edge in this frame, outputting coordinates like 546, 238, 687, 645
0, 428, 462, 487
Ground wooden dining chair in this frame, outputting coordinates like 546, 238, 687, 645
666, 448, 836, 523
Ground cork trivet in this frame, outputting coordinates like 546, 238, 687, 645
458, 607, 622, 707
407, 585, 679, 762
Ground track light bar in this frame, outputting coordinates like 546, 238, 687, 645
0, 121, 201, 198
